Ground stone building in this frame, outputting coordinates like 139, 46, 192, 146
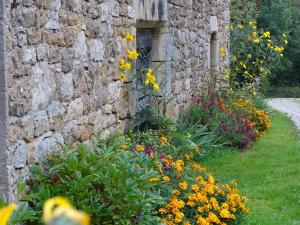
0, 0, 230, 200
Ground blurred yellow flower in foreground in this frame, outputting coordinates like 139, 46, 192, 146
0, 204, 16, 225
43, 197, 91, 225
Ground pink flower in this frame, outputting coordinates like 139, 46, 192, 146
145, 145, 156, 155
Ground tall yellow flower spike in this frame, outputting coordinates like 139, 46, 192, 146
0, 204, 17, 225
43, 197, 90, 225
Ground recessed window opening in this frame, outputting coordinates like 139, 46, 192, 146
136, 28, 155, 111
210, 32, 219, 89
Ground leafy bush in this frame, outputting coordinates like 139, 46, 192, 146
159, 163, 248, 225
22, 144, 165, 225
228, 96, 271, 138
181, 93, 271, 149
116, 135, 249, 224
15, 125, 250, 225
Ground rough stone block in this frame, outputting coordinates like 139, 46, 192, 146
31, 62, 55, 111
67, 98, 84, 120
59, 72, 74, 101
87, 39, 104, 62
36, 43, 49, 61
33, 132, 64, 162
20, 47, 36, 64
10, 140, 28, 169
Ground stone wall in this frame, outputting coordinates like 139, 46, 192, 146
0, 0, 230, 200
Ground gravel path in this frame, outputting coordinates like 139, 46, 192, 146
267, 98, 300, 130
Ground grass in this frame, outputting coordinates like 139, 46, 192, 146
201, 111, 300, 225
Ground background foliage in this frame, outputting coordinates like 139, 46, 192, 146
231, 0, 300, 92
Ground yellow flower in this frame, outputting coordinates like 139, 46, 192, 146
197, 217, 210, 225
259, 67, 265, 73
145, 68, 158, 90
163, 176, 170, 182
43, 197, 90, 225
119, 59, 131, 71
184, 221, 191, 225
220, 47, 226, 58
240, 61, 247, 69
208, 175, 214, 184
284, 39, 288, 45
173, 160, 184, 172
135, 145, 145, 152
231, 179, 238, 187
207, 212, 221, 224
238, 24, 244, 29
120, 73, 126, 81
192, 184, 199, 192
262, 31, 270, 38
149, 177, 160, 182
174, 212, 184, 223
159, 208, 167, 214
253, 38, 260, 44
124, 63, 131, 70
194, 146, 201, 152
153, 83, 159, 92
119, 144, 127, 149
127, 50, 139, 61
160, 136, 169, 145
125, 33, 134, 41
252, 32, 257, 37
274, 46, 284, 53
0, 204, 17, 225
119, 58, 126, 70
43, 197, 72, 223
173, 190, 181, 196
179, 181, 188, 190
268, 43, 273, 49
220, 209, 235, 219
187, 201, 195, 207
247, 54, 252, 59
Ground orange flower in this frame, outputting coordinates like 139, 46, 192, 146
135, 145, 145, 152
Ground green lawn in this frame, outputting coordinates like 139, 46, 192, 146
201, 111, 300, 225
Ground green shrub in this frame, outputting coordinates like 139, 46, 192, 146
22, 144, 165, 225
